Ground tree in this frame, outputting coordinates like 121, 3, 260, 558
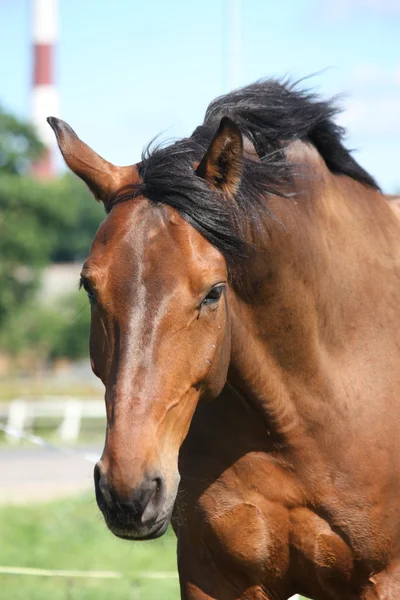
0, 291, 90, 361
0, 106, 45, 175
48, 173, 104, 263
0, 175, 67, 330
0, 106, 103, 362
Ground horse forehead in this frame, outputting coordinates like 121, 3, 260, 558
88, 198, 224, 282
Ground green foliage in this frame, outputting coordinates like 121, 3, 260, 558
0, 291, 90, 360
0, 173, 101, 327
0, 170, 102, 361
52, 291, 91, 360
0, 105, 45, 175
0, 174, 66, 331
49, 173, 104, 262
0, 171, 103, 360
0, 104, 104, 361
0, 299, 63, 358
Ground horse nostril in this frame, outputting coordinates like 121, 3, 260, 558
94, 463, 101, 488
153, 477, 164, 502
141, 475, 165, 525
94, 462, 111, 510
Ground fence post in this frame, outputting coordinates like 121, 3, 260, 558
6, 399, 28, 444
59, 399, 83, 443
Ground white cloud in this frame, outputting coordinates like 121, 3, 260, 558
334, 63, 400, 137
352, 63, 400, 87
350, 0, 400, 13
318, 0, 400, 21
339, 95, 400, 136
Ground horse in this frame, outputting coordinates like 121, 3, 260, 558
49, 79, 400, 600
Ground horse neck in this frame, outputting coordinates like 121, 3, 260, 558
227, 141, 400, 443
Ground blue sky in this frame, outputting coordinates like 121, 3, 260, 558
0, 0, 399, 191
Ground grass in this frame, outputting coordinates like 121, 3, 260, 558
0, 493, 179, 600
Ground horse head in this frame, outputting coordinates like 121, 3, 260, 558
49, 116, 242, 539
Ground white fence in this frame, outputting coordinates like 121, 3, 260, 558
0, 565, 177, 580
0, 397, 105, 443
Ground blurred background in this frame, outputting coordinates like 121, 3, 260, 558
0, 1, 398, 598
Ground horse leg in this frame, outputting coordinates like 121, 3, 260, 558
177, 537, 277, 600
361, 561, 400, 599
177, 538, 235, 600
179, 576, 275, 600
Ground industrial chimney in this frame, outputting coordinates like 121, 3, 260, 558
31, 0, 59, 178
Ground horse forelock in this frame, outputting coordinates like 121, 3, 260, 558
107, 78, 380, 292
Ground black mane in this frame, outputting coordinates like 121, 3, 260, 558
109, 79, 379, 268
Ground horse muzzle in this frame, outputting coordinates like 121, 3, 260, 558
94, 462, 175, 540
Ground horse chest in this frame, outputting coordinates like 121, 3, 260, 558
177, 450, 369, 599
177, 391, 394, 598
177, 482, 365, 600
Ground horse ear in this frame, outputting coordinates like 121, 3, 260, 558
47, 117, 134, 208
196, 116, 243, 197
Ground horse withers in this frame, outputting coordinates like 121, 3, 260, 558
49, 80, 400, 600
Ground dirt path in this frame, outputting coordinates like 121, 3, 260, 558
0, 447, 100, 504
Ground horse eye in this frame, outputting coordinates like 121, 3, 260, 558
79, 277, 95, 301
201, 284, 225, 308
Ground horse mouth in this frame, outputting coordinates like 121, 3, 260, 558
107, 515, 170, 541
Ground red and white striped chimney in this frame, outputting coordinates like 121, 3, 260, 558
32, 0, 59, 178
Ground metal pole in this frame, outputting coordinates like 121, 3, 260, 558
227, 0, 241, 91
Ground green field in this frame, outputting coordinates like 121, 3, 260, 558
0, 493, 179, 600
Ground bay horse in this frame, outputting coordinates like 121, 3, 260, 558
49, 79, 400, 600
